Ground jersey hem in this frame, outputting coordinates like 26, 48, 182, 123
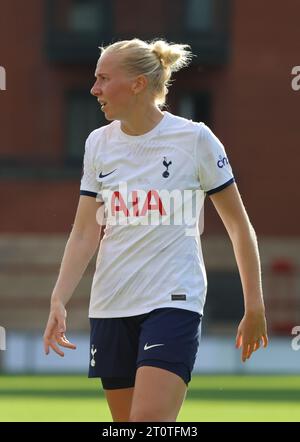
88, 304, 202, 319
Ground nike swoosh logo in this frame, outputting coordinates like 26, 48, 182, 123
99, 169, 117, 178
144, 343, 165, 351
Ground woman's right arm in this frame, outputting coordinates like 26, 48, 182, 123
43, 195, 104, 357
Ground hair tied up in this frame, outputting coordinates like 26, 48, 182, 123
152, 49, 167, 68
152, 48, 164, 65
99, 38, 193, 108
150, 40, 193, 72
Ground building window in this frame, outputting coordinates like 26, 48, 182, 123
66, 91, 107, 164
205, 271, 244, 325
171, 0, 232, 64
49, 0, 107, 34
178, 93, 211, 125
186, 0, 214, 32
46, 0, 112, 62
68, 0, 101, 33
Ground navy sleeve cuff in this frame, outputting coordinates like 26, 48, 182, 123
80, 190, 98, 198
206, 177, 235, 195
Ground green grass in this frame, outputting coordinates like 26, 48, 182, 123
0, 374, 300, 422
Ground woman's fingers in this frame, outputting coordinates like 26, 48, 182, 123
241, 335, 268, 361
59, 335, 77, 349
45, 333, 77, 356
235, 331, 242, 349
262, 334, 269, 348
49, 339, 65, 357
253, 340, 260, 351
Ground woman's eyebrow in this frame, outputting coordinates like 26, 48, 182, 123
95, 72, 109, 78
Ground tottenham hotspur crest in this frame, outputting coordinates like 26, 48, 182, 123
162, 156, 172, 178
90, 345, 97, 367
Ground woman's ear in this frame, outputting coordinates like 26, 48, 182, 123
132, 75, 148, 95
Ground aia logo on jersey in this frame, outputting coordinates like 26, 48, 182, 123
111, 190, 166, 216
98, 182, 206, 230
162, 157, 172, 178
217, 155, 229, 168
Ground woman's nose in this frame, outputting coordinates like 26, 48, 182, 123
91, 82, 101, 97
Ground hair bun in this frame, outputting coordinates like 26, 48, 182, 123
151, 40, 192, 72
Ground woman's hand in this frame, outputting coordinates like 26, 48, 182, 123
43, 302, 76, 357
236, 309, 268, 362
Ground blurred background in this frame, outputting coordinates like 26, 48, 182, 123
0, 0, 300, 421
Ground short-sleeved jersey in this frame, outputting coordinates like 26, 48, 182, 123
80, 111, 234, 318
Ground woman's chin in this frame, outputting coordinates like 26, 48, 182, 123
102, 109, 114, 121
104, 113, 115, 121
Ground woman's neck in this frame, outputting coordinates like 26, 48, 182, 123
120, 106, 164, 136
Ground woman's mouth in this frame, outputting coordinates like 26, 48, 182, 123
98, 100, 107, 111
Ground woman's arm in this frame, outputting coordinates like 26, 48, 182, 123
43, 196, 104, 356
209, 183, 268, 362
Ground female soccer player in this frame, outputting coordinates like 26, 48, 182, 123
43, 39, 268, 422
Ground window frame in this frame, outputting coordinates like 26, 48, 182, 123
45, 0, 113, 63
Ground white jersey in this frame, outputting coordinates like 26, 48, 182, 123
80, 111, 234, 318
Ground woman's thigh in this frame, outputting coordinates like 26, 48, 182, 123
129, 366, 187, 422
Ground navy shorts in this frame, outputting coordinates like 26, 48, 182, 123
88, 307, 202, 390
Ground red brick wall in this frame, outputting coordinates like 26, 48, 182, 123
0, 1, 56, 160
0, 180, 78, 233
0, 1, 94, 163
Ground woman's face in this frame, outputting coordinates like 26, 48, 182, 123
90, 52, 138, 121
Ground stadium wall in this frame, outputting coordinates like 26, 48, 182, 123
1, 333, 300, 375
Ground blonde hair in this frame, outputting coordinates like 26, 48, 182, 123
99, 38, 193, 107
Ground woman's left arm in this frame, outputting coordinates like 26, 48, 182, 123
209, 182, 268, 362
